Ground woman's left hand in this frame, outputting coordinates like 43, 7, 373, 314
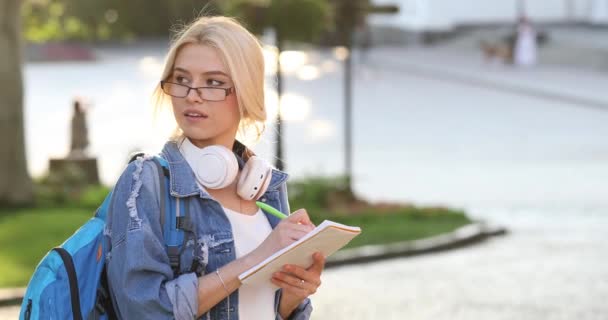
272, 252, 325, 317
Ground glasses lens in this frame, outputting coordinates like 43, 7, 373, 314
200, 88, 226, 101
163, 83, 189, 97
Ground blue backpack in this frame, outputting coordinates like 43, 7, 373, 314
20, 155, 190, 320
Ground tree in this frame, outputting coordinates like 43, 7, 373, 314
333, 0, 397, 195
0, 0, 34, 206
224, 0, 330, 170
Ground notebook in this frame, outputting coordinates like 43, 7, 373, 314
239, 220, 361, 286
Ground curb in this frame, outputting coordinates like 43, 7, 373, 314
0, 288, 25, 308
0, 221, 507, 307
325, 221, 507, 268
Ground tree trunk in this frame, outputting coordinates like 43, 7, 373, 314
0, 0, 34, 206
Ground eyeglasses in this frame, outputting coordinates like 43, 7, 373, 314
160, 81, 234, 101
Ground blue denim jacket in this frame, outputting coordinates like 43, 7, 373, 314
105, 141, 312, 320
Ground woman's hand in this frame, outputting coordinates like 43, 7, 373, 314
248, 209, 315, 264
273, 252, 326, 318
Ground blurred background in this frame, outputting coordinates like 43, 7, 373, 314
1, 0, 608, 319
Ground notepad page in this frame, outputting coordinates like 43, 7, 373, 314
239, 220, 361, 287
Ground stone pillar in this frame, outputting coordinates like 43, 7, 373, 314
48, 98, 99, 185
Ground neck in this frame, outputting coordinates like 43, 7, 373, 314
187, 136, 234, 151
182, 136, 252, 163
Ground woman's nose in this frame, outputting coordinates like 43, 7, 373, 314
185, 87, 203, 103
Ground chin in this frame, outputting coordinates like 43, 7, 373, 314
182, 131, 214, 142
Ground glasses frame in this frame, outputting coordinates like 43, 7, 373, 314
160, 81, 234, 101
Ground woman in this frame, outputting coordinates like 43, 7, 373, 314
106, 16, 324, 319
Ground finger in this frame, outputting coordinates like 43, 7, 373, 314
307, 252, 326, 274
273, 272, 318, 293
286, 209, 313, 226
286, 228, 310, 242
286, 222, 315, 235
271, 277, 309, 297
282, 264, 321, 286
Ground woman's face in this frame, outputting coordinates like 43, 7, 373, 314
169, 43, 240, 148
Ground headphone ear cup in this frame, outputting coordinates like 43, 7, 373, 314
194, 145, 238, 189
237, 156, 272, 201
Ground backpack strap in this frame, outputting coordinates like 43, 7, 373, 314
150, 155, 193, 277
92, 154, 192, 319
52, 247, 83, 320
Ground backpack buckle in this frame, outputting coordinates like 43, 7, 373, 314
176, 216, 194, 232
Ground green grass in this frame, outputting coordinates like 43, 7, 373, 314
0, 205, 470, 288
0, 207, 92, 287
314, 207, 471, 249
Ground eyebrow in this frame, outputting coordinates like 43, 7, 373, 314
173, 67, 229, 77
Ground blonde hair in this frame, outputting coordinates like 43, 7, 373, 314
153, 16, 266, 142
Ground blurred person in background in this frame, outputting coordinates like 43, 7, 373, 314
513, 15, 538, 67
69, 98, 89, 158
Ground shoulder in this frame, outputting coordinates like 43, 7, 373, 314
110, 155, 164, 219
108, 155, 165, 238
115, 155, 163, 190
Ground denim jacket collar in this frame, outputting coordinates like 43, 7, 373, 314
160, 140, 288, 198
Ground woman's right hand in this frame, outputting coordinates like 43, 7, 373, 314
249, 209, 315, 263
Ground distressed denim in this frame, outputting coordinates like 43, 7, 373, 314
105, 141, 312, 320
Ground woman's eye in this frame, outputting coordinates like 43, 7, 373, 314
207, 79, 224, 87
175, 75, 190, 84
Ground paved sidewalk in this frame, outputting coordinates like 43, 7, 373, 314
364, 46, 608, 111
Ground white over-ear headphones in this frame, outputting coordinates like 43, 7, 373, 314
179, 138, 272, 201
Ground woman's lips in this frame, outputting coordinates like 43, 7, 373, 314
183, 108, 208, 119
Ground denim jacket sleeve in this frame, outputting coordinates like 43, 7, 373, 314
106, 157, 198, 320
275, 290, 313, 320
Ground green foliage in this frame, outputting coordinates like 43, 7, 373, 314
34, 165, 110, 208
34, 182, 110, 208
21, 0, 220, 42
224, 0, 331, 42
34, 163, 87, 206
77, 185, 112, 209
287, 175, 471, 240
269, 0, 331, 42
288, 175, 353, 220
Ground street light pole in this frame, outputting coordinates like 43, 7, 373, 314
274, 27, 285, 171
344, 34, 353, 194
335, 0, 398, 196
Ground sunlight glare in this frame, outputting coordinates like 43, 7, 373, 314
139, 56, 164, 79
297, 65, 321, 80
264, 89, 311, 123
279, 51, 309, 74
333, 47, 349, 61
307, 119, 335, 142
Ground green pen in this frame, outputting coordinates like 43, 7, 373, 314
256, 201, 288, 220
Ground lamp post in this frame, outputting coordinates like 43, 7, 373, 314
334, 0, 398, 195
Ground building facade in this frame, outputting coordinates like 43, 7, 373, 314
369, 0, 608, 31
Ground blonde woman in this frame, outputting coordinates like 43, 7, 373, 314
106, 16, 324, 319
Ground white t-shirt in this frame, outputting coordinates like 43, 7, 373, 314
223, 207, 275, 320
177, 139, 276, 318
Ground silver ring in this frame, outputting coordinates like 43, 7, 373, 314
300, 279, 305, 285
